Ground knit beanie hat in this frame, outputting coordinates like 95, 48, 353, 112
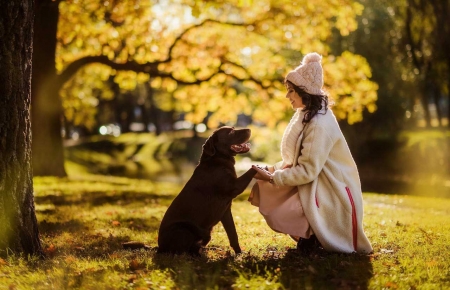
285, 52, 324, 95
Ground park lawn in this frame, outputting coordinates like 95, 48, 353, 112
0, 176, 449, 289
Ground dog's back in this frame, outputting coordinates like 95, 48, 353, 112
157, 158, 235, 254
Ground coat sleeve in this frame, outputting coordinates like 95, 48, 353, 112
273, 160, 284, 170
272, 123, 334, 186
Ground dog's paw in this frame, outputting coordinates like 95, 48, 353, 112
233, 247, 242, 254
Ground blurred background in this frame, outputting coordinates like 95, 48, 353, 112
32, 0, 449, 197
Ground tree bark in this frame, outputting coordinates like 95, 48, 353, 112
31, 0, 67, 176
0, 0, 44, 256
145, 81, 162, 135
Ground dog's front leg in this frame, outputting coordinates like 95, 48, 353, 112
221, 205, 241, 254
231, 168, 257, 197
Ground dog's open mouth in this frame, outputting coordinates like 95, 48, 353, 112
231, 142, 250, 153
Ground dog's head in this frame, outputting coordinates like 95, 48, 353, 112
202, 126, 251, 157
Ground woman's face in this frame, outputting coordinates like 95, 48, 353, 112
285, 83, 304, 109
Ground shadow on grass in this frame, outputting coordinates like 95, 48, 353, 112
151, 251, 238, 289
120, 217, 161, 232
39, 219, 88, 234
38, 216, 161, 236
268, 250, 373, 289
35, 191, 174, 207
72, 235, 142, 258
150, 247, 373, 289
40, 228, 156, 259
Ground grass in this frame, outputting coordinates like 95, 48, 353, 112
1, 175, 449, 289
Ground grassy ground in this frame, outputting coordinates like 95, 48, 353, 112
1, 175, 449, 289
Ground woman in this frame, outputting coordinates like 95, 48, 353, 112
249, 52, 372, 254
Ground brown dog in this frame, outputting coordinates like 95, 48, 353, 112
157, 126, 257, 255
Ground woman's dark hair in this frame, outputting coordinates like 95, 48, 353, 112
285, 80, 331, 124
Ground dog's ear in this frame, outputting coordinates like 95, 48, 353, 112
202, 135, 216, 156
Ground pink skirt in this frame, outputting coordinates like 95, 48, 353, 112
248, 180, 312, 240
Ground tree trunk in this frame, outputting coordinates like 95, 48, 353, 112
446, 16, 450, 130
145, 81, 162, 135
31, 0, 67, 176
432, 82, 442, 127
445, 54, 450, 176
0, 0, 44, 256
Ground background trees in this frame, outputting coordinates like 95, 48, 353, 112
333, 0, 449, 194
32, 0, 378, 176
32, 0, 66, 177
0, 0, 43, 256
397, 0, 450, 128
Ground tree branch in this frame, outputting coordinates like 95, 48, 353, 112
55, 53, 278, 94
56, 55, 228, 89
157, 19, 250, 65
55, 19, 256, 90
222, 60, 281, 89
56, 56, 155, 90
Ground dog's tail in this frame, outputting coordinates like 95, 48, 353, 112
122, 241, 152, 250
157, 222, 211, 255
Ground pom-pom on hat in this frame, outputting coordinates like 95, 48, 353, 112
285, 52, 324, 95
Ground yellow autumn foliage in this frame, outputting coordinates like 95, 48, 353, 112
57, 0, 377, 129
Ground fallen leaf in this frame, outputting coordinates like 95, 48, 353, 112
44, 244, 56, 255
426, 260, 437, 267
385, 281, 398, 288
128, 274, 137, 283
112, 220, 120, 226
0, 258, 7, 265
129, 259, 142, 271
64, 256, 77, 263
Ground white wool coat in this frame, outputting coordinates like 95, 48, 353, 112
272, 109, 373, 253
